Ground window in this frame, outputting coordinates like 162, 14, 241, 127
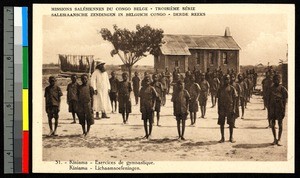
222, 52, 228, 65
196, 52, 201, 64
175, 60, 179, 67
209, 52, 214, 65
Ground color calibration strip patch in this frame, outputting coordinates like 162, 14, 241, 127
3, 6, 29, 174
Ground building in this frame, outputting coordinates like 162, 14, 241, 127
154, 27, 241, 74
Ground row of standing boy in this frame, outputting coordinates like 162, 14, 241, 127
45, 66, 287, 145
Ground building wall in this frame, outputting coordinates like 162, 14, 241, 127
218, 50, 239, 73
156, 49, 239, 74
166, 55, 186, 73
154, 55, 166, 73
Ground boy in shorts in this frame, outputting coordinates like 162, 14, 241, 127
67, 74, 79, 124
44, 76, 63, 136
109, 71, 119, 113
151, 74, 163, 126
267, 74, 288, 146
132, 71, 141, 105
237, 74, 248, 119
139, 76, 157, 139
188, 75, 200, 126
172, 80, 190, 140
198, 73, 210, 118
118, 72, 132, 124
217, 75, 237, 143
77, 74, 94, 137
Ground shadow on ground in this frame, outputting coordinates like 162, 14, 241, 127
232, 143, 273, 149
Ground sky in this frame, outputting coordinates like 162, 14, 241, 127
43, 12, 288, 66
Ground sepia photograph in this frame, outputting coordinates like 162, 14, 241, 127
32, 4, 295, 173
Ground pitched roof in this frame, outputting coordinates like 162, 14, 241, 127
160, 34, 241, 55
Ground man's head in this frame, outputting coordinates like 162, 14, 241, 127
177, 80, 184, 91
134, 71, 138, 76
95, 59, 106, 72
152, 74, 158, 82
111, 71, 116, 78
71, 74, 77, 83
230, 74, 236, 83
122, 72, 128, 81
144, 76, 151, 86
81, 74, 88, 85
49, 76, 56, 86
200, 73, 205, 80
273, 74, 281, 86
190, 75, 195, 82
237, 74, 243, 82
223, 74, 230, 85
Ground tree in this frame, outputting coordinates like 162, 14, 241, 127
100, 24, 164, 79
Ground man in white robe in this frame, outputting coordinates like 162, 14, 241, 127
91, 60, 112, 119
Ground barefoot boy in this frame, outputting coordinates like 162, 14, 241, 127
132, 71, 140, 105
77, 74, 94, 137
118, 72, 132, 124
267, 74, 288, 146
109, 71, 119, 113
151, 74, 163, 126
237, 74, 248, 119
217, 75, 237, 143
198, 73, 210, 118
139, 76, 157, 139
67, 74, 79, 124
44, 76, 63, 136
188, 75, 200, 126
172, 80, 190, 140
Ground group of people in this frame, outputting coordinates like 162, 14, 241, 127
44, 62, 288, 146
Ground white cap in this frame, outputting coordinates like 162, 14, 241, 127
94, 58, 106, 65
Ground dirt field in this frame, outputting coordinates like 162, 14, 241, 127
42, 86, 287, 162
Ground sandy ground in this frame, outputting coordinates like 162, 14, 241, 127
42, 88, 287, 161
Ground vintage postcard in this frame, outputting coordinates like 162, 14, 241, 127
32, 4, 295, 173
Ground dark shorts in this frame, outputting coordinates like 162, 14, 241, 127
133, 89, 139, 97
118, 95, 132, 113
240, 97, 245, 107
109, 92, 118, 101
155, 99, 161, 112
175, 113, 188, 121
218, 114, 235, 126
141, 108, 154, 122
68, 100, 77, 113
46, 106, 59, 119
77, 102, 94, 126
270, 119, 283, 127
199, 96, 208, 106
189, 100, 199, 112
210, 90, 217, 96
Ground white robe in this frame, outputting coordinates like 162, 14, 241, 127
91, 69, 112, 113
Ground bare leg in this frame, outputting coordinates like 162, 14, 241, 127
229, 124, 235, 143
81, 123, 86, 135
48, 117, 53, 135
72, 112, 76, 123
53, 117, 58, 135
126, 113, 129, 123
219, 124, 225, 143
277, 120, 283, 146
122, 112, 126, 123
271, 120, 277, 144
193, 112, 197, 125
143, 119, 148, 138
157, 112, 160, 126
177, 120, 181, 138
149, 119, 153, 137
190, 111, 193, 125
181, 119, 186, 140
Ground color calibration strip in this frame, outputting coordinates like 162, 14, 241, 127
3, 6, 29, 174
22, 7, 29, 174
